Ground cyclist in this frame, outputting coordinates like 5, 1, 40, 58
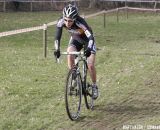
54, 4, 98, 99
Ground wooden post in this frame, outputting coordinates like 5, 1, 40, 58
43, 24, 47, 58
117, 8, 119, 23
103, 10, 106, 28
3, 1, 6, 12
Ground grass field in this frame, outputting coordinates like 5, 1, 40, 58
0, 11, 160, 130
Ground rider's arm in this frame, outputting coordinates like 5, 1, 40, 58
76, 17, 94, 48
55, 27, 62, 50
54, 18, 64, 50
84, 29, 94, 49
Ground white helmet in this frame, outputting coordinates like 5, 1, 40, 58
63, 4, 78, 20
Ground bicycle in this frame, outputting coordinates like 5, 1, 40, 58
56, 50, 95, 121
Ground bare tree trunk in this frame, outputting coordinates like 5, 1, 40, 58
89, 0, 98, 8
79, 0, 90, 8
51, 0, 57, 10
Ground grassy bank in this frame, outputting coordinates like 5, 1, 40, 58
0, 11, 160, 130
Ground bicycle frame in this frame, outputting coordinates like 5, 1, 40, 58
74, 53, 88, 89
56, 51, 94, 120
61, 51, 93, 99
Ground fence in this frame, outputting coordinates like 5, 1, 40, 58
0, 6, 160, 57
1, 0, 160, 12
0, 0, 80, 12
98, 0, 160, 10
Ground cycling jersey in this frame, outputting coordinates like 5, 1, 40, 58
55, 16, 96, 53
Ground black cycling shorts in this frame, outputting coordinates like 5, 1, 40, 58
68, 38, 96, 54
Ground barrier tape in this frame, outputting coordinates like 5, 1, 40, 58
0, 26, 44, 38
0, 10, 108, 38
47, 21, 57, 26
84, 10, 106, 18
127, 7, 160, 12
0, 7, 159, 38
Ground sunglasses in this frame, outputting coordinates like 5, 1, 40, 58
64, 19, 74, 23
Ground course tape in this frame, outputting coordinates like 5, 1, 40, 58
0, 7, 159, 38
0, 26, 43, 38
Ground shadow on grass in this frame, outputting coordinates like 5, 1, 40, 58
78, 98, 160, 130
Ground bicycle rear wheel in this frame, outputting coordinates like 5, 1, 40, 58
84, 83, 94, 109
65, 67, 82, 121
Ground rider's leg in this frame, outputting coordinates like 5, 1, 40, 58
67, 41, 79, 88
87, 53, 98, 99
67, 46, 77, 69
87, 54, 97, 85
67, 38, 82, 69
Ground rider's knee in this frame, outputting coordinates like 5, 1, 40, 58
88, 63, 95, 71
67, 47, 71, 52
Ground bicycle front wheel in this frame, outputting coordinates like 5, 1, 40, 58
65, 68, 82, 121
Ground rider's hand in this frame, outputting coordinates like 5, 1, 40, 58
84, 39, 94, 57
54, 49, 61, 58
84, 48, 91, 57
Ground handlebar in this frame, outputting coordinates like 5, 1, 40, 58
61, 51, 84, 55
55, 51, 84, 63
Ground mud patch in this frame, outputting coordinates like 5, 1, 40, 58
155, 40, 160, 44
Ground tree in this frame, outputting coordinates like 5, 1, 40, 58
79, 0, 99, 8
79, 0, 90, 8
89, 0, 98, 8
